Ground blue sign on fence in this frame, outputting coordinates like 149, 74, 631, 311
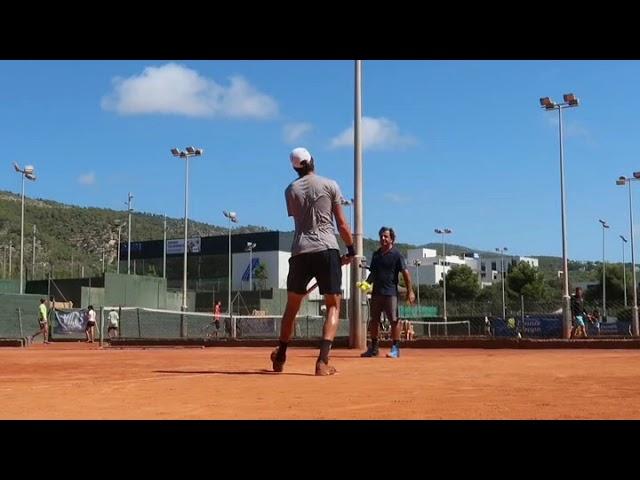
497, 315, 631, 338
495, 316, 563, 338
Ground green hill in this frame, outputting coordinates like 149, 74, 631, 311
0, 190, 267, 279
1, 189, 604, 283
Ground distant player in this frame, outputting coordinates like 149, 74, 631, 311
107, 308, 119, 338
570, 287, 588, 338
30, 298, 50, 344
213, 301, 222, 338
85, 305, 97, 343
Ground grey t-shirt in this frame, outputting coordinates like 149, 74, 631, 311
285, 174, 343, 256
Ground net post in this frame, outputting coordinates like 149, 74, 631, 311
137, 308, 142, 338
180, 305, 187, 338
232, 314, 237, 339
99, 307, 104, 347
17, 308, 24, 339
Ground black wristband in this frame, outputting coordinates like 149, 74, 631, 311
346, 245, 356, 257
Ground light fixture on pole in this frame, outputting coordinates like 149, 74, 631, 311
340, 197, 354, 234
1, 245, 6, 279
539, 92, 580, 339
13, 162, 36, 294
617, 174, 640, 336
126, 192, 134, 275
32, 224, 36, 280
223, 210, 238, 337
620, 235, 628, 307
171, 146, 203, 318
113, 220, 125, 274
495, 247, 508, 320
598, 219, 610, 320
163, 214, 167, 279
2, 244, 10, 279
434, 228, 452, 335
413, 259, 421, 318
245, 241, 257, 291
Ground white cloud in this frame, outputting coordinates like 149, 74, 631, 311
329, 116, 417, 150
101, 63, 278, 119
546, 116, 592, 141
78, 172, 95, 185
565, 122, 592, 140
283, 122, 313, 144
384, 193, 409, 204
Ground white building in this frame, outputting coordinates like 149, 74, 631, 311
406, 248, 468, 286
232, 249, 351, 300
130, 231, 535, 297
480, 255, 539, 285
406, 248, 538, 289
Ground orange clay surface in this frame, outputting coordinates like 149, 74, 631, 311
1, 343, 640, 419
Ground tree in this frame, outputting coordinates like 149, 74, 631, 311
508, 261, 549, 301
444, 265, 479, 300
585, 264, 629, 305
475, 282, 503, 315
253, 262, 268, 290
419, 284, 443, 302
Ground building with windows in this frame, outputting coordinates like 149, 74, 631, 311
120, 230, 351, 301
479, 255, 538, 285
406, 248, 538, 288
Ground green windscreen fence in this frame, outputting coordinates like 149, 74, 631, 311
0, 293, 45, 338
0, 280, 20, 294
103, 273, 193, 309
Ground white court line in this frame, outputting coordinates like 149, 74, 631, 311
0, 369, 276, 391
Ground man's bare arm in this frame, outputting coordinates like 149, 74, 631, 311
402, 269, 416, 304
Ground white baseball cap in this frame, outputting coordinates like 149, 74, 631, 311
290, 147, 313, 168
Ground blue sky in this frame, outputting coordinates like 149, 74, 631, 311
1, 59, 639, 262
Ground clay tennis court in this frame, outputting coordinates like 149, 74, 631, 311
1, 343, 640, 419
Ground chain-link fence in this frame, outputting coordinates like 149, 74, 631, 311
396, 298, 634, 339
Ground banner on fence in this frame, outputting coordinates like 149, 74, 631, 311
53, 309, 88, 334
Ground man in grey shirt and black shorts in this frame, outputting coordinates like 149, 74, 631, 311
271, 147, 355, 376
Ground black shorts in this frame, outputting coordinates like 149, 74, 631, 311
370, 295, 398, 324
287, 250, 342, 295
214, 320, 220, 330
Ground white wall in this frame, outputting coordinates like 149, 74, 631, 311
232, 250, 287, 290
231, 249, 352, 298
277, 251, 291, 290
480, 256, 539, 285
407, 248, 437, 263
464, 257, 480, 271
415, 264, 452, 286
305, 259, 352, 300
